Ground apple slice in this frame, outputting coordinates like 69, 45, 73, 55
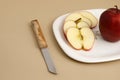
65, 12, 92, 27
63, 11, 96, 51
80, 17, 92, 27
65, 13, 83, 22
66, 27, 95, 50
66, 27, 82, 50
79, 11, 98, 28
77, 21, 89, 29
80, 27, 95, 50
63, 20, 76, 34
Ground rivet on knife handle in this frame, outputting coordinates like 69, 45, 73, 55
31, 19, 57, 74
31, 19, 47, 48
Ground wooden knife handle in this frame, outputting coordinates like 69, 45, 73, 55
31, 19, 48, 48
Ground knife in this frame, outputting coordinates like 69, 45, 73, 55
31, 19, 57, 74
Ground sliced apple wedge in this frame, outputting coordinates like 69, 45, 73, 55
66, 27, 82, 50
80, 27, 95, 50
66, 27, 95, 50
64, 11, 97, 51
79, 11, 98, 28
63, 20, 76, 34
65, 13, 83, 22
80, 17, 92, 27
65, 12, 92, 27
77, 21, 89, 29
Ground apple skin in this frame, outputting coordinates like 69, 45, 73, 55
99, 6, 120, 42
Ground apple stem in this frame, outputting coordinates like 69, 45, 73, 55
114, 5, 119, 13
75, 18, 81, 24
114, 5, 118, 9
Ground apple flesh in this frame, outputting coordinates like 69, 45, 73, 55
66, 27, 95, 50
65, 13, 83, 22
79, 11, 98, 28
66, 27, 82, 50
63, 11, 97, 50
63, 20, 76, 34
65, 12, 95, 28
99, 6, 120, 42
77, 21, 89, 29
80, 27, 95, 50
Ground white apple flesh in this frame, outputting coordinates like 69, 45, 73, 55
65, 13, 83, 22
79, 11, 98, 28
77, 21, 89, 29
63, 20, 76, 34
63, 10, 97, 51
80, 27, 95, 50
65, 12, 92, 27
66, 27, 82, 50
80, 17, 92, 27
66, 27, 95, 50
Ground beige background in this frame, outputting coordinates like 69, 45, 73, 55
0, 0, 120, 80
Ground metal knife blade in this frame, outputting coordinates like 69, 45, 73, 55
31, 19, 57, 74
41, 48, 57, 74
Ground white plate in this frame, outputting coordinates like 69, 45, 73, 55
52, 9, 120, 63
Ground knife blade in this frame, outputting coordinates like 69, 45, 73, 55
31, 19, 57, 74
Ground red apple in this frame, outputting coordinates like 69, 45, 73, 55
99, 5, 120, 42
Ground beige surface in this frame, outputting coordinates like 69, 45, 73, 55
0, 0, 120, 80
